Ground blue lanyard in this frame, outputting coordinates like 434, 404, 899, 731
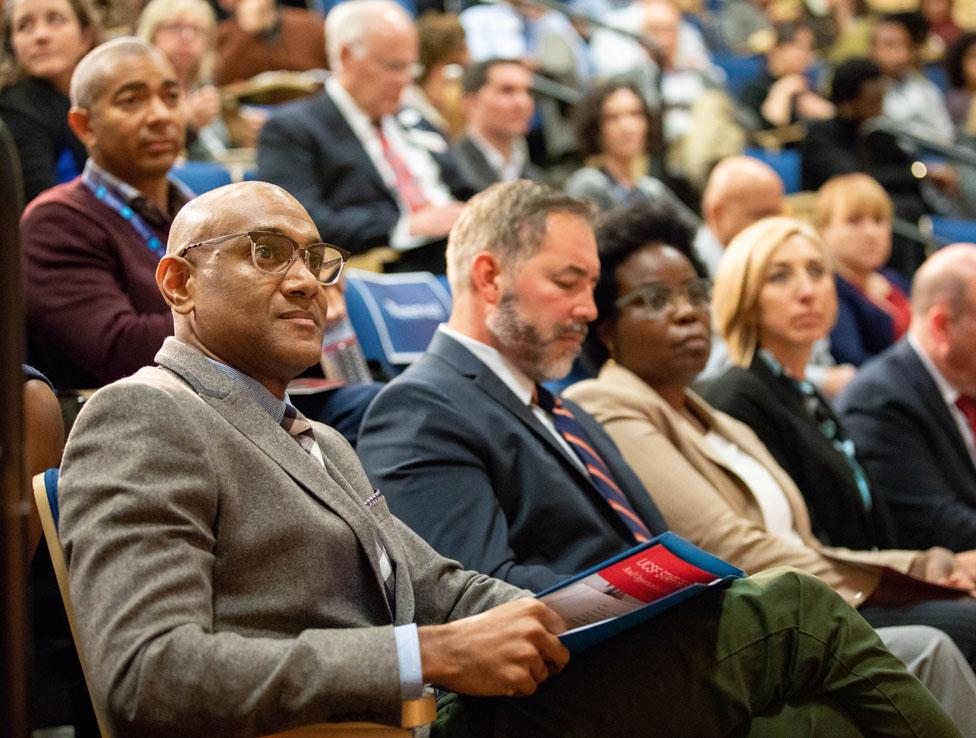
81, 170, 166, 260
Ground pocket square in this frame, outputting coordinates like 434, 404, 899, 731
365, 489, 383, 508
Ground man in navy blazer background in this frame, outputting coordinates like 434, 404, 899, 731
256, 0, 472, 273
839, 244, 976, 551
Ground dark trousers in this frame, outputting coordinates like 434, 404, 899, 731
435, 568, 958, 738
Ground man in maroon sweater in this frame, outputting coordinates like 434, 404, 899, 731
22, 37, 192, 390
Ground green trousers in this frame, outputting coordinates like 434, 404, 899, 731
435, 567, 959, 737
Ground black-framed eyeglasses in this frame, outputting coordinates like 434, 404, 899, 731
615, 278, 712, 319
176, 231, 350, 285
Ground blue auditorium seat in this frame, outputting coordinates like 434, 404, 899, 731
713, 53, 764, 96
744, 146, 802, 194
170, 161, 233, 195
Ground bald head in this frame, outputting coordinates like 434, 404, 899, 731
703, 156, 785, 246
167, 181, 312, 255
158, 180, 327, 396
70, 36, 171, 109
911, 244, 976, 394
912, 244, 976, 320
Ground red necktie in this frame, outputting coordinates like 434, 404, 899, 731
375, 125, 429, 213
956, 395, 976, 440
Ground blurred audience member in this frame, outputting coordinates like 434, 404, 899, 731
452, 58, 538, 191
739, 21, 833, 130
839, 244, 976, 552
695, 155, 783, 277
871, 11, 954, 144
945, 31, 976, 135
22, 37, 189, 389
138, 0, 230, 159
257, 0, 471, 273
565, 81, 694, 219
719, 0, 771, 55
0, 0, 99, 204
816, 173, 910, 367
459, 0, 590, 84
212, 0, 327, 86
590, 0, 718, 80
402, 11, 468, 137
801, 57, 932, 278
591, 0, 712, 147
922, 0, 962, 47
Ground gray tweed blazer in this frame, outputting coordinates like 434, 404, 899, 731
59, 337, 520, 738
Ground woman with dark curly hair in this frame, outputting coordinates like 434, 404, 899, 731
945, 31, 976, 135
564, 80, 694, 221
0, 0, 101, 204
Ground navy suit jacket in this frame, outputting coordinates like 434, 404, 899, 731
357, 332, 668, 593
256, 91, 472, 257
838, 339, 976, 551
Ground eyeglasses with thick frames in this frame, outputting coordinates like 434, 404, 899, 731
177, 231, 350, 285
615, 278, 712, 320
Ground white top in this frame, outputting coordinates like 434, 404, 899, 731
884, 71, 955, 146
703, 430, 806, 548
325, 77, 454, 252
693, 225, 724, 279
438, 324, 586, 472
908, 331, 976, 467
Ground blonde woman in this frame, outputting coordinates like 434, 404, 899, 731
816, 173, 910, 367
138, 0, 229, 157
705, 216, 898, 552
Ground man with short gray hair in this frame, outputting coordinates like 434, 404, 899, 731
22, 37, 193, 389
257, 0, 473, 273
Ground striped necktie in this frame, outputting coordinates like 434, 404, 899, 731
281, 405, 396, 610
281, 404, 325, 466
535, 385, 651, 543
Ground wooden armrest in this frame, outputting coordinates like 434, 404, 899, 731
262, 691, 437, 737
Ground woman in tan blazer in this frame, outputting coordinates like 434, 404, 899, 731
564, 200, 976, 678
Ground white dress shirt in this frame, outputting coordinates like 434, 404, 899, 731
438, 324, 586, 472
325, 77, 454, 252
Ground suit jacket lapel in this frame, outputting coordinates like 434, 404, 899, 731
155, 339, 397, 618
429, 332, 601, 489
896, 341, 976, 478
319, 92, 395, 201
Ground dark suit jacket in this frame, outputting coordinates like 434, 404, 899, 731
450, 135, 542, 193
357, 332, 668, 593
705, 355, 898, 551
837, 339, 976, 551
256, 91, 473, 270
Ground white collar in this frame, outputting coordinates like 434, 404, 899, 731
438, 324, 536, 405
907, 331, 960, 405
467, 130, 526, 176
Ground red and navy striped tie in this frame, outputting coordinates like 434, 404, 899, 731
535, 385, 651, 543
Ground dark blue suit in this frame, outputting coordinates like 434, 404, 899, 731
256, 91, 473, 272
838, 339, 976, 551
357, 331, 667, 592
